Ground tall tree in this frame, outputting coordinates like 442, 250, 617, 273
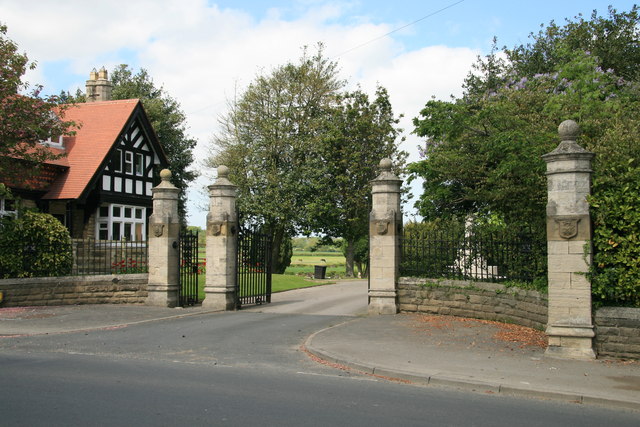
308, 86, 406, 277
208, 45, 344, 273
0, 24, 75, 185
110, 65, 198, 222
409, 6, 640, 305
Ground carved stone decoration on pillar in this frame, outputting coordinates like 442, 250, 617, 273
368, 158, 402, 315
146, 169, 181, 307
542, 120, 596, 359
201, 165, 238, 311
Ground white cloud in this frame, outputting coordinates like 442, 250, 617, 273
1, 0, 477, 226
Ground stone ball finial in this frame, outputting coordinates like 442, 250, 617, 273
217, 165, 230, 179
160, 169, 172, 181
558, 120, 579, 141
379, 158, 393, 171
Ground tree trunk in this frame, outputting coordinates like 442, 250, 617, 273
271, 227, 284, 274
269, 226, 292, 274
345, 239, 355, 278
355, 261, 364, 278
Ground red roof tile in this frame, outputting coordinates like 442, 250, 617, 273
43, 99, 140, 200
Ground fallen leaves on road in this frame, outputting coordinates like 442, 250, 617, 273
411, 314, 547, 349
0, 306, 55, 319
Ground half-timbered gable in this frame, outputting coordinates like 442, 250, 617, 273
39, 99, 168, 240
1, 70, 169, 241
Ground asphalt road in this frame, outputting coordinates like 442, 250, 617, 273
1, 281, 638, 426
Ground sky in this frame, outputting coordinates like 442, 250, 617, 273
1, 0, 636, 227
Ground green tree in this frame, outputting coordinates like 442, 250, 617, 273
507, 5, 640, 82
409, 6, 640, 305
207, 45, 344, 273
0, 24, 75, 185
308, 86, 406, 277
109, 65, 198, 222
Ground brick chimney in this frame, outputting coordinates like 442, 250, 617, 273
86, 67, 113, 102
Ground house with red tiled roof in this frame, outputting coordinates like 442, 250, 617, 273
2, 68, 169, 240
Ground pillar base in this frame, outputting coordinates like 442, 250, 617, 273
368, 289, 398, 315
202, 287, 236, 311
146, 283, 179, 308
545, 324, 596, 360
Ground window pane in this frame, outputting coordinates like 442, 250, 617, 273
124, 223, 132, 240
135, 223, 143, 241
124, 207, 132, 218
5, 199, 15, 211
112, 222, 121, 240
112, 206, 121, 217
99, 223, 108, 240
114, 149, 123, 172
125, 152, 133, 174
135, 208, 143, 219
99, 206, 109, 217
135, 153, 144, 176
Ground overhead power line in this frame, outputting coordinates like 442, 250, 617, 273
333, 0, 466, 58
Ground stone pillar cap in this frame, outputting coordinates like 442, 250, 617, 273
558, 120, 580, 141
543, 120, 593, 161
154, 168, 178, 190
372, 158, 401, 183
209, 165, 236, 188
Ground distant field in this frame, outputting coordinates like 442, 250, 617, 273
288, 251, 346, 277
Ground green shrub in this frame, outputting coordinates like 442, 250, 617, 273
589, 162, 640, 307
0, 210, 72, 278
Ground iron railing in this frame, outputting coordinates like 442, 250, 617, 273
400, 228, 546, 283
0, 238, 148, 278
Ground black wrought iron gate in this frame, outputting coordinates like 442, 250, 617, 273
178, 229, 200, 307
235, 228, 272, 309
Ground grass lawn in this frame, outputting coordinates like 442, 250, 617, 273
193, 250, 347, 301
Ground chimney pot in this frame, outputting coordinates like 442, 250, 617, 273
86, 66, 112, 102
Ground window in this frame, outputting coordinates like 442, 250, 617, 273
0, 197, 17, 219
135, 153, 144, 176
113, 149, 123, 173
41, 134, 64, 148
124, 152, 133, 175
96, 203, 146, 241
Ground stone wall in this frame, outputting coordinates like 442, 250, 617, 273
0, 274, 148, 307
398, 277, 640, 359
398, 277, 548, 330
594, 307, 640, 359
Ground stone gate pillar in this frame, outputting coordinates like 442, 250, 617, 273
202, 165, 238, 311
369, 158, 402, 315
542, 120, 596, 359
146, 169, 181, 307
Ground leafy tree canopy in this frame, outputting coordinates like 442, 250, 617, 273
410, 5, 640, 305
208, 44, 345, 273
307, 86, 406, 276
208, 45, 407, 276
0, 24, 75, 186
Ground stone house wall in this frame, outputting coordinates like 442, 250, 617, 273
0, 274, 148, 307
